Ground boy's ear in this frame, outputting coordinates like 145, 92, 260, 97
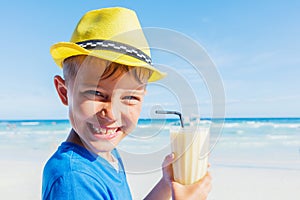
54, 75, 68, 106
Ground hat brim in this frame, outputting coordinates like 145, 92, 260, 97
50, 42, 166, 82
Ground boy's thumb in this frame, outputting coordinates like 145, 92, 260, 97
162, 153, 175, 168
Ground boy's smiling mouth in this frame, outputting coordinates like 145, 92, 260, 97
87, 123, 122, 140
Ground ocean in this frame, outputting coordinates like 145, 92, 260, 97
1, 118, 300, 172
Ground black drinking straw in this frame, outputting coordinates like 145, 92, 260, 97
155, 110, 184, 128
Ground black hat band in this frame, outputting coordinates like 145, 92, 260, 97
76, 39, 152, 65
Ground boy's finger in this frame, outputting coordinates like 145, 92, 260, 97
162, 153, 175, 167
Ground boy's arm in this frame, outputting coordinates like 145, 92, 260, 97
143, 154, 173, 200
143, 177, 171, 200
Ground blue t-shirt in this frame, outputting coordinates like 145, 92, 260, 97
42, 142, 132, 200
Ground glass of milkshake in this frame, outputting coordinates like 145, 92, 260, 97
170, 124, 209, 185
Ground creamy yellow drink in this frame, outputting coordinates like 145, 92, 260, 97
170, 126, 209, 185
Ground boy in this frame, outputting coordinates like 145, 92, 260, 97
42, 7, 211, 200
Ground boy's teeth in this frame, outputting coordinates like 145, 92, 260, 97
92, 125, 117, 135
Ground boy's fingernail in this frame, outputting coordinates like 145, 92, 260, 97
171, 153, 175, 159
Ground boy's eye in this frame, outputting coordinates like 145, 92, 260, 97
87, 90, 101, 96
85, 90, 107, 99
122, 96, 140, 105
123, 96, 138, 100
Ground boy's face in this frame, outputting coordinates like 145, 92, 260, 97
56, 58, 146, 154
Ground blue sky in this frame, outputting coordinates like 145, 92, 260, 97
0, 0, 299, 119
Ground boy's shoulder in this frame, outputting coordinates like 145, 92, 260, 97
43, 142, 122, 178
42, 142, 92, 181
42, 142, 131, 199
43, 142, 99, 175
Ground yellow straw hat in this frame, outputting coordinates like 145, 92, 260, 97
50, 7, 166, 82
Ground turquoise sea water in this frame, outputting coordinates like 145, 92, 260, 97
1, 118, 300, 171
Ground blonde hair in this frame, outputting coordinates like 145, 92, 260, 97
62, 55, 152, 85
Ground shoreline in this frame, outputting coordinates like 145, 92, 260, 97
1, 117, 300, 122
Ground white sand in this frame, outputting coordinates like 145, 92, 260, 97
127, 166, 300, 200
1, 160, 299, 200
208, 166, 300, 200
0, 160, 43, 199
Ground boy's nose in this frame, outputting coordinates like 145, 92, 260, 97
97, 103, 117, 123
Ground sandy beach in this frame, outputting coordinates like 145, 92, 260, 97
208, 166, 300, 200
1, 158, 299, 200
0, 160, 43, 199
127, 164, 300, 200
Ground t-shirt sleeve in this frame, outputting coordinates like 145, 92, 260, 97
44, 171, 108, 200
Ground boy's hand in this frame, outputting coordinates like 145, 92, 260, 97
162, 154, 212, 200
171, 172, 212, 200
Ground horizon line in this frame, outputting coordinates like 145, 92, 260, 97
1, 116, 300, 122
